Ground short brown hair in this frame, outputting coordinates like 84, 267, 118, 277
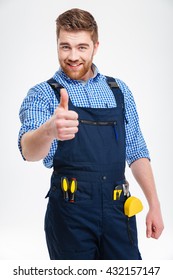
56, 8, 98, 43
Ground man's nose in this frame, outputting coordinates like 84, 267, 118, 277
68, 49, 79, 61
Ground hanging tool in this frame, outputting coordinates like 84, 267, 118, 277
69, 178, 77, 202
122, 180, 130, 197
122, 180, 143, 217
61, 177, 69, 201
113, 185, 122, 200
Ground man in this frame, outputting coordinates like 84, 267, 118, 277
18, 8, 164, 260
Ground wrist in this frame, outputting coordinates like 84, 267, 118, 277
43, 118, 56, 141
148, 198, 161, 210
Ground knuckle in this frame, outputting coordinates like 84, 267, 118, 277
71, 134, 75, 139
74, 112, 79, 119
55, 119, 65, 128
69, 110, 78, 119
75, 127, 78, 133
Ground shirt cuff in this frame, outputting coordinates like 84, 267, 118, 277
126, 152, 150, 167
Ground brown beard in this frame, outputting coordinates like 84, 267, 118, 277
62, 62, 92, 80
59, 51, 95, 80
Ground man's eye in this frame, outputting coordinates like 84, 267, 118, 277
79, 46, 87, 51
61, 46, 70, 50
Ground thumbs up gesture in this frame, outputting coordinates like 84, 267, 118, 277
51, 88, 79, 141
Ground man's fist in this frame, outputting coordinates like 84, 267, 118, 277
51, 88, 79, 141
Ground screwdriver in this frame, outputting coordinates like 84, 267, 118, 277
61, 177, 69, 201
69, 178, 77, 202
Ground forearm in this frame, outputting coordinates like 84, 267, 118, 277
21, 120, 54, 161
130, 157, 164, 238
130, 158, 160, 209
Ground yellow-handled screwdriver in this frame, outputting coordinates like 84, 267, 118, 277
69, 178, 77, 202
61, 177, 69, 201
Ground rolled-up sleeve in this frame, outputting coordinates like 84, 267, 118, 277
18, 84, 54, 159
116, 79, 150, 166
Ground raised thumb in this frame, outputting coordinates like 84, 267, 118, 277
59, 88, 69, 111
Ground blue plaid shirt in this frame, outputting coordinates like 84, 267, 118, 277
18, 65, 150, 168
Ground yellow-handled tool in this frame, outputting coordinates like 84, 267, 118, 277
69, 178, 77, 202
61, 177, 69, 201
113, 185, 122, 200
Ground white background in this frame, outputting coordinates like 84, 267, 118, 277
0, 0, 173, 260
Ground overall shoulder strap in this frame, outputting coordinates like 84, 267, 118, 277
105, 76, 124, 109
105, 76, 119, 88
47, 76, 125, 110
47, 78, 63, 101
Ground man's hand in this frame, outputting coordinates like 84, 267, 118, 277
146, 206, 164, 239
51, 88, 79, 141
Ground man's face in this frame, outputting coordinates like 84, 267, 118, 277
57, 30, 99, 80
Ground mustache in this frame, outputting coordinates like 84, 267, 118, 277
65, 59, 84, 64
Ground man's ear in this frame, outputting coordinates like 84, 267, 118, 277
93, 41, 99, 55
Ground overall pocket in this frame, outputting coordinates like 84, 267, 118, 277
45, 173, 93, 206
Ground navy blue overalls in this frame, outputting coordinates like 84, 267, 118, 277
44, 77, 141, 260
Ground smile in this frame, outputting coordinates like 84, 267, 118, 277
67, 63, 83, 70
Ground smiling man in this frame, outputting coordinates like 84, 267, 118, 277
18, 8, 164, 260
58, 30, 98, 81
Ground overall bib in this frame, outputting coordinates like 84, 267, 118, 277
45, 77, 141, 260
